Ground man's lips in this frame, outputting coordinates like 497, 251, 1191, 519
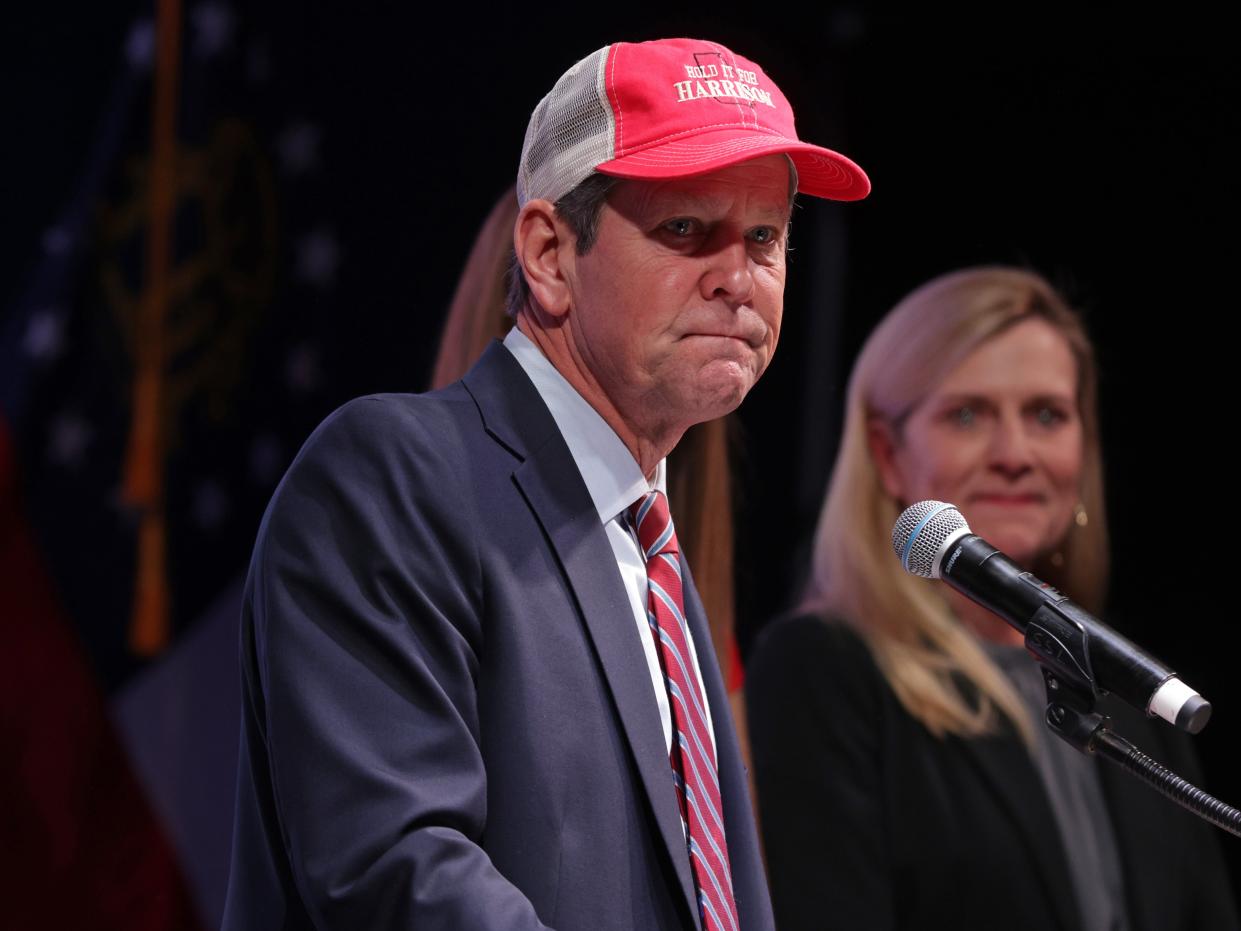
681, 331, 762, 348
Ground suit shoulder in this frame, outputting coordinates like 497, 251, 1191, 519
308, 388, 475, 454
281, 389, 489, 491
256, 389, 487, 551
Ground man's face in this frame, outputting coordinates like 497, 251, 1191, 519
563, 155, 791, 443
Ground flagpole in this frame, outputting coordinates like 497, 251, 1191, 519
123, 0, 181, 656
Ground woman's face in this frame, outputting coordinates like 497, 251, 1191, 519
871, 317, 1084, 568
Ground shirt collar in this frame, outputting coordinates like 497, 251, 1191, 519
503, 328, 666, 524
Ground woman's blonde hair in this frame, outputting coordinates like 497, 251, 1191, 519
804, 266, 1108, 741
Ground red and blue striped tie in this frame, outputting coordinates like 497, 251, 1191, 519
629, 490, 739, 931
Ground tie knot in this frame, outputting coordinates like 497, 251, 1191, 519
628, 490, 679, 560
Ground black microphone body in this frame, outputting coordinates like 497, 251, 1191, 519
895, 501, 1211, 734
942, 535, 1205, 730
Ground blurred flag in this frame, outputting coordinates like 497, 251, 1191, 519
1, 2, 342, 926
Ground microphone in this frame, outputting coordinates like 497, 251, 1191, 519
892, 500, 1211, 734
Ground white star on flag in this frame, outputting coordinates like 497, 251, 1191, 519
191, 2, 236, 59
249, 434, 283, 485
294, 229, 341, 288
193, 480, 230, 530
42, 226, 74, 255
277, 122, 323, 176
23, 309, 66, 362
126, 19, 156, 71
47, 413, 93, 468
285, 344, 320, 394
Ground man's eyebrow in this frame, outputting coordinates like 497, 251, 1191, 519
647, 192, 792, 224
757, 203, 794, 225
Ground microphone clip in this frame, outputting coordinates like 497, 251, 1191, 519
1025, 602, 1103, 700
1026, 602, 1114, 752
1039, 664, 1110, 755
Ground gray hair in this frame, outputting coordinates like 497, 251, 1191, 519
505, 172, 621, 318
507, 157, 799, 318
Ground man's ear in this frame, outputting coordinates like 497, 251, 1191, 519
514, 199, 573, 318
866, 416, 908, 502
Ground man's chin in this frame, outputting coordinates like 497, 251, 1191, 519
688, 379, 752, 423
649, 365, 759, 435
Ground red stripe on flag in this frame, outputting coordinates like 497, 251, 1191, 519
0, 416, 202, 930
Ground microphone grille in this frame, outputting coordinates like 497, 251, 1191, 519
892, 501, 970, 578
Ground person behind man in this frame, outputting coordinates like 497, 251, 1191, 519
747, 267, 1237, 930
223, 37, 868, 930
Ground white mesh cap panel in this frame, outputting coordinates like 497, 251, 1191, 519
517, 46, 615, 207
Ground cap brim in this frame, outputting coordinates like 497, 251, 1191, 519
596, 129, 870, 202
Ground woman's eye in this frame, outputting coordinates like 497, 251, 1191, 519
952, 406, 975, 428
1035, 406, 1067, 426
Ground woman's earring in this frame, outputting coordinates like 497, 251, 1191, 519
1074, 502, 1088, 528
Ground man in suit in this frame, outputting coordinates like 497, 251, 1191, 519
223, 37, 868, 930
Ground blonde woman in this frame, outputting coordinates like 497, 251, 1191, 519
747, 267, 1236, 931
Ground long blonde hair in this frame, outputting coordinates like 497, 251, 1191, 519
804, 267, 1108, 741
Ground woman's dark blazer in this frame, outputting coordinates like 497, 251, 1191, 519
747, 615, 1238, 931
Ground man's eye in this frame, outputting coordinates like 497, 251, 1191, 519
749, 226, 778, 245
952, 406, 975, 428
664, 218, 698, 237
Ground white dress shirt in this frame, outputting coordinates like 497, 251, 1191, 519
503, 327, 715, 755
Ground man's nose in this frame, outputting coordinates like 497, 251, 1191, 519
699, 239, 755, 305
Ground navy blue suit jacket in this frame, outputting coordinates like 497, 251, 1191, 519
223, 343, 774, 930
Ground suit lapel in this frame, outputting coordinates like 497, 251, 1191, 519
463, 344, 702, 927
957, 729, 1082, 931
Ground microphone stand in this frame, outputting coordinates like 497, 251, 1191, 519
1026, 604, 1241, 837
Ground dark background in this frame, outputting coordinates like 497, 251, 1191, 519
6, 2, 1238, 920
